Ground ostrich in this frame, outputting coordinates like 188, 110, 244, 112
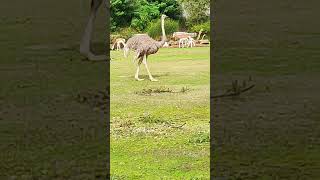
201, 34, 206, 40
80, 0, 107, 61
111, 38, 126, 51
196, 29, 204, 41
124, 14, 168, 81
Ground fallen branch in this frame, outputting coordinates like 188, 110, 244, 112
212, 84, 255, 99
166, 122, 187, 129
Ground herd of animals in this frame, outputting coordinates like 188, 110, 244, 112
111, 30, 209, 51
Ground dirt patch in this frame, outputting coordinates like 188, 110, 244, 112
135, 86, 190, 95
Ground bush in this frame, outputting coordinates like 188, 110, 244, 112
188, 131, 210, 144
110, 0, 136, 32
147, 18, 179, 40
179, 0, 210, 26
111, 0, 183, 32
117, 27, 139, 40
189, 21, 210, 39
131, 1, 160, 31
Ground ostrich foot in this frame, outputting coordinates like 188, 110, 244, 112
135, 77, 144, 81
150, 78, 158, 82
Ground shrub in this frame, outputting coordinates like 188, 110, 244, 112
138, 113, 166, 124
188, 131, 210, 144
110, 34, 120, 44
147, 18, 179, 40
110, 0, 136, 32
179, 0, 210, 26
117, 27, 139, 40
190, 21, 210, 39
131, 2, 160, 31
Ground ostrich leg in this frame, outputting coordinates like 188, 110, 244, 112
143, 55, 158, 82
135, 58, 144, 81
80, 0, 107, 61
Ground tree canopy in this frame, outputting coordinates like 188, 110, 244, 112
179, 0, 210, 25
110, 0, 136, 31
111, 0, 183, 32
111, 0, 210, 34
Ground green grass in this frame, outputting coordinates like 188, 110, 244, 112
110, 47, 210, 179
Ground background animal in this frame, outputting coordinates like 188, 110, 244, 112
111, 38, 126, 51
179, 37, 189, 48
173, 32, 197, 40
187, 37, 196, 48
163, 42, 169, 48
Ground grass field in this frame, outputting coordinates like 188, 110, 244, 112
213, 0, 320, 179
110, 47, 210, 179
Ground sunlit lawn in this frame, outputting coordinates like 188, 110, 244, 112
110, 47, 210, 179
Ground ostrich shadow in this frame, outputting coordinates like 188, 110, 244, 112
130, 73, 170, 79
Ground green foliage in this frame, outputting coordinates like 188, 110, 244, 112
179, 0, 210, 25
111, 0, 183, 32
138, 113, 167, 124
190, 21, 210, 34
117, 27, 139, 40
131, 1, 160, 31
147, 18, 179, 39
111, 0, 136, 32
148, 0, 183, 20
190, 21, 210, 38
189, 131, 210, 144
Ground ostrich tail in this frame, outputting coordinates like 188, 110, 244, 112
123, 45, 129, 58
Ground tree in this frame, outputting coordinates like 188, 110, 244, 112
110, 0, 136, 31
179, 0, 210, 25
111, 0, 183, 32
147, 0, 183, 20
131, 0, 160, 31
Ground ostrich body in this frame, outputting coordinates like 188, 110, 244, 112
80, 0, 107, 61
124, 15, 167, 81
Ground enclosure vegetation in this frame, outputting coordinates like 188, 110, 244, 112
111, 0, 210, 38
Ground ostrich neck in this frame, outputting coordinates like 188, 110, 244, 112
160, 18, 167, 44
